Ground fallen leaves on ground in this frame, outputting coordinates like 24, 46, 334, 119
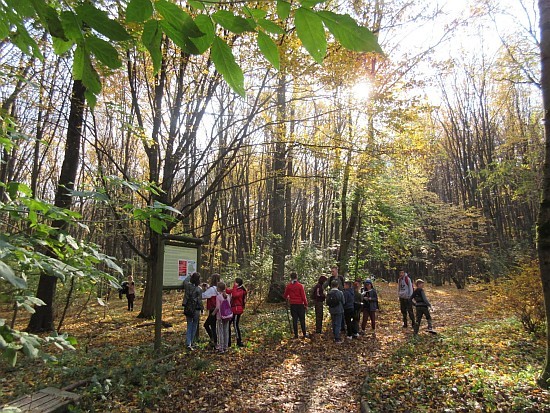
1, 283, 548, 413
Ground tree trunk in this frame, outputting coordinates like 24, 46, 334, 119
27, 79, 86, 332
268, 73, 287, 302
537, 0, 550, 388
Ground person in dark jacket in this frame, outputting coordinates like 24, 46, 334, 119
182, 272, 203, 350
411, 279, 434, 335
343, 281, 358, 338
312, 275, 327, 334
226, 277, 247, 347
362, 279, 379, 333
327, 280, 345, 343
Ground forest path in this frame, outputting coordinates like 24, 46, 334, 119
156, 283, 490, 413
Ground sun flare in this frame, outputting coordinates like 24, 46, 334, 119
351, 80, 371, 101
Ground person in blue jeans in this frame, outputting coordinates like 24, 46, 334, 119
182, 272, 203, 350
327, 279, 345, 343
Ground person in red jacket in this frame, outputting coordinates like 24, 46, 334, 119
226, 277, 247, 347
283, 272, 308, 339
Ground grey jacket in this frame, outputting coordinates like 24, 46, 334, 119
327, 288, 344, 315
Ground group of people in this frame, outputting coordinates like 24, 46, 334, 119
182, 272, 247, 352
284, 266, 381, 343
179, 266, 435, 351
284, 266, 435, 343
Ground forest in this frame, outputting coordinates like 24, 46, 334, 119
1, 0, 549, 412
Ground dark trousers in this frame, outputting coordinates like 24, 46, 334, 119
362, 309, 376, 330
229, 313, 243, 346
204, 309, 217, 343
314, 301, 324, 333
399, 298, 415, 326
126, 293, 135, 311
344, 309, 357, 336
290, 304, 307, 337
414, 306, 432, 334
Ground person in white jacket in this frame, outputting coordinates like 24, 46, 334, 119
397, 270, 415, 328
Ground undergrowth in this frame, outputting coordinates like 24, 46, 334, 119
363, 319, 549, 412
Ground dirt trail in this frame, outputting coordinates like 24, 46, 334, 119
156, 283, 489, 413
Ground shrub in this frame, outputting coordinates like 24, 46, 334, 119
492, 261, 545, 335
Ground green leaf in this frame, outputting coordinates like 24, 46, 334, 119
188, 0, 205, 11
258, 18, 285, 35
317, 11, 382, 53
7, 182, 32, 198
152, 201, 182, 215
0, 261, 27, 289
73, 45, 85, 80
6, 0, 35, 18
160, 20, 199, 54
0, 17, 9, 40
60, 11, 83, 43
142, 20, 162, 74
257, 31, 280, 69
126, 0, 153, 23
4, 347, 17, 367
30, 1, 67, 40
294, 7, 326, 63
85, 90, 97, 110
86, 36, 122, 69
189, 14, 215, 54
21, 337, 40, 358
211, 36, 245, 97
12, 24, 43, 59
155, 0, 203, 38
102, 257, 123, 275
82, 56, 102, 95
53, 37, 73, 55
246, 8, 268, 20
150, 216, 166, 234
277, 1, 291, 20
300, 0, 325, 7
212, 10, 256, 34
75, 3, 131, 42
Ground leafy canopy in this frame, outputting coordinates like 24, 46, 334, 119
0, 0, 382, 103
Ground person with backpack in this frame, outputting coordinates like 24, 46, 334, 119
283, 272, 308, 339
343, 281, 358, 339
182, 272, 204, 350
213, 281, 233, 353
226, 277, 247, 347
311, 275, 327, 334
326, 279, 345, 343
202, 273, 221, 347
411, 279, 435, 335
362, 279, 379, 333
323, 265, 346, 334
397, 269, 415, 328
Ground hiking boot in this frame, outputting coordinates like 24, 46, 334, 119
335, 339, 343, 344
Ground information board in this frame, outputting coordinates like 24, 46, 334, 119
162, 244, 199, 288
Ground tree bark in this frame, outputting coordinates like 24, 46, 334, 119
537, 0, 550, 388
27, 79, 86, 332
268, 73, 287, 301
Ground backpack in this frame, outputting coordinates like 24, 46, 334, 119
220, 297, 233, 320
309, 285, 317, 301
326, 290, 340, 308
183, 295, 198, 317
118, 281, 129, 299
